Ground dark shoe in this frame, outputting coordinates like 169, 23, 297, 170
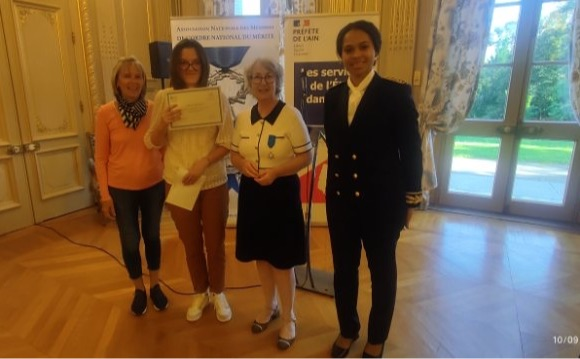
277, 336, 295, 350
150, 284, 168, 311
251, 307, 280, 333
277, 320, 296, 350
362, 342, 385, 358
331, 334, 359, 358
131, 289, 147, 316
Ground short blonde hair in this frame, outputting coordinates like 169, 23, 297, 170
244, 58, 283, 96
111, 56, 147, 99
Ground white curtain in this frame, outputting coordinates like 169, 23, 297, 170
418, 0, 494, 205
571, 1, 580, 122
264, 0, 315, 14
202, 0, 235, 16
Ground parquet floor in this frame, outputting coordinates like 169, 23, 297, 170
0, 207, 579, 358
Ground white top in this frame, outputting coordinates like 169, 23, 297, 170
347, 70, 375, 125
231, 101, 312, 169
144, 87, 234, 189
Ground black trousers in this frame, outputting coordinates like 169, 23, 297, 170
327, 205, 400, 344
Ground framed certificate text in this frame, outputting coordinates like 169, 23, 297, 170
167, 86, 223, 130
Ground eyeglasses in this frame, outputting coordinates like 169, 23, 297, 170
251, 74, 275, 84
179, 60, 201, 70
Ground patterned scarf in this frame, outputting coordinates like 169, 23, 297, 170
115, 93, 147, 130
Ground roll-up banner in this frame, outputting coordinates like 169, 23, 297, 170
283, 13, 380, 128
170, 16, 280, 118
284, 13, 380, 225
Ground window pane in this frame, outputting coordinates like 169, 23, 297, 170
235, 0, 260, 15
468, 66, 511, 120
234, 0, 243, 14
511, 139, 574, 204
449, 136, 501, 197
524, 64, 574, 122
532, 0, 574, 62
484, 5, 520, 64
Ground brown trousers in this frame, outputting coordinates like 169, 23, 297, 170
166, 183, 229, 293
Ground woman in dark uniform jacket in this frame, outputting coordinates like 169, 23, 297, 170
323, 20, 423, 358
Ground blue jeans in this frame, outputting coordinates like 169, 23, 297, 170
109, 181, 165, 279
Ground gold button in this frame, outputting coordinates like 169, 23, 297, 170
336, 191, 341, 196
334, 154, 339, 159
334, 173, 339, 178
354, 191, 360, 197
352, 154, 357, 160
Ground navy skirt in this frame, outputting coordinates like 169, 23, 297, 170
235, 174, 306, 269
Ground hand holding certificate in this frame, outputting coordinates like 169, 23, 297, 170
166, 167, 206, 210
167, 86, 223, 130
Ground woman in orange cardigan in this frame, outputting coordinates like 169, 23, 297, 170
95, 56, 167, 316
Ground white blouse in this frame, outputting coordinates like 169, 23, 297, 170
232, 101, 312, 170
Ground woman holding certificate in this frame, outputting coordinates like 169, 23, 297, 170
145, 39, 234, 323
231, 58, 313, 350
94, 56, 167, 316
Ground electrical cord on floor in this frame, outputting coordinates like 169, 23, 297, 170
37, 223, 261, 296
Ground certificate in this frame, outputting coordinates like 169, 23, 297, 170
166, 167, 206, 210
167, 87, 223, 130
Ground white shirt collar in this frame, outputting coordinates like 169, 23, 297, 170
347, 69, 375, 93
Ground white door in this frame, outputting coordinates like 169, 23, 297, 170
0, 0, 92, 235
0, 13, 35, 234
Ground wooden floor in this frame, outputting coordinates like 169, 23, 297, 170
1, 207, 579, 358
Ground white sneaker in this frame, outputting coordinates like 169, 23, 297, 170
211, 292, 232, 322
186, 291, 209, 322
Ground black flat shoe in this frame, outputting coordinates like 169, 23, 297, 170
251, 307, 280, 333
331, 334, 359, 358
277, 320, 296, 350
150, 284, 168, 311
131, 289, 147, 316
362, 342, 385, 358
277, 335, 295, 350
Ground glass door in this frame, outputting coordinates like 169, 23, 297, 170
437, 0, 580, 222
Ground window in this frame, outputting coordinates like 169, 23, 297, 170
235, 0, 260, 15
440, 0, 580, 221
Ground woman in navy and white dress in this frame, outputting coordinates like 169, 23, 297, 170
231, 58, 313, 351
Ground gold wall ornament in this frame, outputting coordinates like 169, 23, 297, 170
41, 10, 56, 26
36, 116, 69, 134
380, 0, 417, 85
318, 0, 379, 14
387, 0, 417, 51
78, 0, 105, 118
17, 8, 32, 23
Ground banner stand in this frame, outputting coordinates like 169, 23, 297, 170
296, 128, 334, 297
295, 265, 334, 297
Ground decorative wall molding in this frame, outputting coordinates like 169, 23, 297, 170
380, 0, 417, 85
79, 0, 104, 116
386, 0, 416, 52
317, 0, 380, 13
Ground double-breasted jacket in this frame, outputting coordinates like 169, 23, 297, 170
323, 74, 423, 236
